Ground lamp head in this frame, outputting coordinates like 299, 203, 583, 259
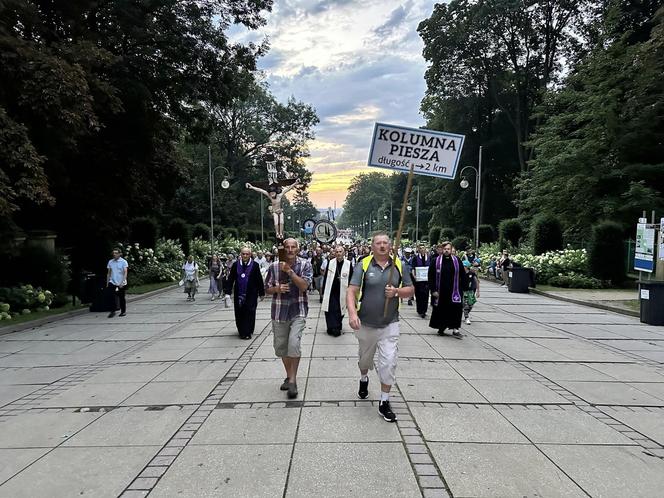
460, 178, 470, 189
221, 179, 230, 189
406, 205, 412, 211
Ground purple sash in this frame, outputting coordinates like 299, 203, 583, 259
237, 259, 253, 305
436, 255, 462, 304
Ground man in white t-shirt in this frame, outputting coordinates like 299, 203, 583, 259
107, 248, 129, 318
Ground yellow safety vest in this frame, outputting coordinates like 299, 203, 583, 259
357, 254, 403, 310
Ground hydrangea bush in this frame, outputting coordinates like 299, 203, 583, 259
478, 245, 606, 288
0, 285, 54, 320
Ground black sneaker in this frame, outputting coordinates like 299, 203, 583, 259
378, 400, 397, 422
287, 382, 298, 399
107, 311, 116, 318
119, 312, 126, 317
437, 328, 447, 336
280, 378, 289, 391
358, 378, 369, 399
452, 329, 464, 339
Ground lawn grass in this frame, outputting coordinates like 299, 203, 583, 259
127, 281, 175, 295
0, 303, 88, 328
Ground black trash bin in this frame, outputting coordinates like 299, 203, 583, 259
78, 272, 97, 304
508, 267, 536, 293
639, 281, 664, 326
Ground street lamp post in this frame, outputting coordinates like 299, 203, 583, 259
459, 145, 483, 247
208, 145, 231, 254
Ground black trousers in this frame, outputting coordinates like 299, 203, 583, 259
325, 295, 343, 332
235, 303, 257, 338
414, 282, 429, 315
108, 285, 127, 313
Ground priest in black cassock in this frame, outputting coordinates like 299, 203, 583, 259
320, 245, 353, 336
411, 244, 431, 319
225, 246, 265, 340
428, 241, 468, 338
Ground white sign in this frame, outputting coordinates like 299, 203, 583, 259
641, 289, 650, 300
635, 223, 655, 272
368, 122, 465, 179
414, 266, 429, 282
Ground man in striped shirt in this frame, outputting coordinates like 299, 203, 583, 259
265, 238, 313, 399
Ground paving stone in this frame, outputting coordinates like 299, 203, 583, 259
429, 443, 586, 497
543, 444, 664, 497
150, 444, 291, 497
297, 406, 400, 443
286, 443, 419, 497
414, 463, 438, 475
0, 446, 156, 497
497, 407, 635, 445
128, 477, 159, 489
418, 475, 445, 488
192, 408, 298, 444
64, 407, 191, 447
413, 405, 528, 443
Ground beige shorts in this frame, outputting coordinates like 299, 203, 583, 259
272, 317, 306, 357
356, 321, 399, 386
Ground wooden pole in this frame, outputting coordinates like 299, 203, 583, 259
383, 164, 416, 316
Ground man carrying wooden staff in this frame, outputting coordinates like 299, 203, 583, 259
347, 232, 414, 422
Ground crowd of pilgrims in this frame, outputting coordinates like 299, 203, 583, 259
182, 240, 483, 337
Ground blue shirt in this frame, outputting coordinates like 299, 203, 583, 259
107, 257, 128, 285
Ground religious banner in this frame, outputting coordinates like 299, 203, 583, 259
368, 122, 465, 179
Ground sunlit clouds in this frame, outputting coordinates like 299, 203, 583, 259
231, 0, 433, 207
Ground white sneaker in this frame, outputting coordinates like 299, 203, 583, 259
465, 318, 471, 325
211, 296, 215, 301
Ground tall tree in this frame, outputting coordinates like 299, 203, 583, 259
0, 0, 272, 266
419, 0, 589, 173
520, 2, 664, 238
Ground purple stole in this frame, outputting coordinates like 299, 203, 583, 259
236, 259, 253, 305
435, 255, 461, 304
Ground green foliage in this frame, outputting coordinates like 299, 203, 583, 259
165, 219, 191, 256
441, 227, 455, 242
519, 3, 664, 237
189, 238, 210, 267
451, 236, 470, 251
428, 227, 442, 245
547, 274, 606, 289
222, 227, 240, 240
192, 223, 210, 240
499, 219, 523, 248
130, 218, 159, 250
588, 221, 626, 284
0, 285, 54, 318
3, 246, 70, 294
1, 0, 277, 272
478, 224, 495, 243
532, 215, 563, 255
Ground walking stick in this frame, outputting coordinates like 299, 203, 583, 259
383, 163, 415, 317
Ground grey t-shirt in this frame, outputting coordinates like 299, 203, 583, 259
350, 257, 413, 328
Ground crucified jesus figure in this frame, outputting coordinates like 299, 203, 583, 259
246, 180, 300, 240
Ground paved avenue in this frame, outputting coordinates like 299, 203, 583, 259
0, 281, 663, 497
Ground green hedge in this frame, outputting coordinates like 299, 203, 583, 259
428, 226, 442, 245
532, 215, 563, 255
129, 217, 159, 249
499, 218, 522, 247
588, 221, 626, 284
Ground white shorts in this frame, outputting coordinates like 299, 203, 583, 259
356, 321, 399, 386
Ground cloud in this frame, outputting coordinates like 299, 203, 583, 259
373, 0, 415, 38
231, 0, 437, 207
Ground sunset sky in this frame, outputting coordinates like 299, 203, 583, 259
232, 0, 432, 208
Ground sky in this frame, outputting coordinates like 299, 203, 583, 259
231, 0, 434, 208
